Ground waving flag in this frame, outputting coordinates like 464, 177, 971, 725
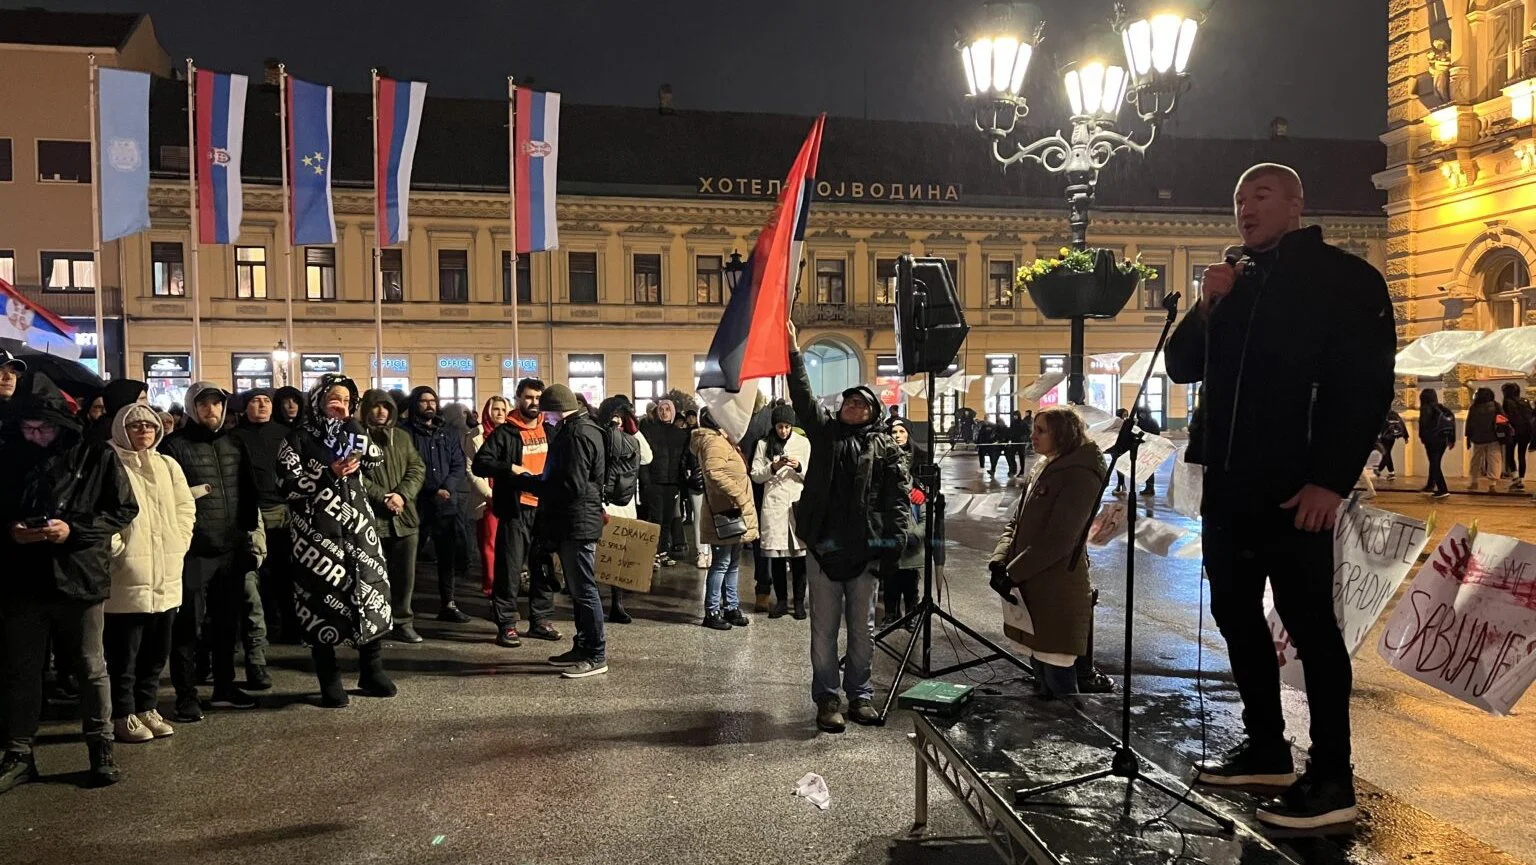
375, 77, 427, 246
514, 87, 560, 252
194, 69, 248, 244
287, 77, 336, 245
697, 115, 825, 440
0, 278, 80, 360
97, 67, 151, 242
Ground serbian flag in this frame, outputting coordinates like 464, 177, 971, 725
697, 115, 825, 440
287, 77, 336, 245
514, 87, 560, 253
0, 277, 79, 360
375, 77, 427, 246
194, 69, 248, 244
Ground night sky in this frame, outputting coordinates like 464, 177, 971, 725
20, 0, 1387, 141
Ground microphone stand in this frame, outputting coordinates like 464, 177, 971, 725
1012, 291, 1235, 834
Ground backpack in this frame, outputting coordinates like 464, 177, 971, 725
601, 426, 639, 507
1434, 405, 1456, 443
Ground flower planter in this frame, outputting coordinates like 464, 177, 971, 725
1022, 250, 1142, 320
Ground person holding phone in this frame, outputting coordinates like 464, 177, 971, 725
692, 407, 759, 631
0, 373, 139, 794
749, 405, 810, 620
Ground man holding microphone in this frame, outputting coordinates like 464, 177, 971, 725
1166, 163, 1395, 830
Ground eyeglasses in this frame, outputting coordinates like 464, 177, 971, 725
126, 421, 159, 432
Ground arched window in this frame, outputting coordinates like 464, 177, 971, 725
1476, 249, 1530, 330
803, 338, 864, 399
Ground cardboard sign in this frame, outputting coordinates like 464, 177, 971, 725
1266, 502, 1429, 690
595, 517, 661, 593
1377, 525, 1536, 715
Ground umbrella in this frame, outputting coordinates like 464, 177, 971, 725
0, 337, 105, 399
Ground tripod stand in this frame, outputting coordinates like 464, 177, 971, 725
1011, 291, 1234, 833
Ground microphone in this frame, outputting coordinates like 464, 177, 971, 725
1222, 244, 1245, 267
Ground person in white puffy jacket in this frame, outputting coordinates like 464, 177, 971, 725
749, 405, 811, 619
103, 402, 196, 743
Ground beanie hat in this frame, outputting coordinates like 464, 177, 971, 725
539, 383, 580, 413
771, 405, 795, 426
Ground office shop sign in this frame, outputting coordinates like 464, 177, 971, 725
699, 177, 961, 203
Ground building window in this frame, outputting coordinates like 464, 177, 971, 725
875, 258, 899, 305
568, 251, 598, 304
631, 354, 667, 413
36, 140, 91, 183
42, 251, 95, 292
1142, 263, 1168, 309
1482, 252, 1531, 330
988, 259, 1014, 308
568, 353, 606, 404
695, 255, 723, 305
146, 245, 181, 296
437, 376, 476, 409
305, 247, 336, 300
502, 252, 531, 304
438, 250, 469, 304
1138, 375, 1168, 430
633, 253, 662, 305
0, 139, 11, 182
234, 246, 267, 299
0, 250, 13, 284
1487, 1, 1525, 96
815, 258, 846, 305
381, 248, 404, 302
984, 354, 1017, 424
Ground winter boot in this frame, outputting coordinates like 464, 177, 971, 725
86, 738, 121, 787
357, 642, 397, 698
792, 570, 808, 620
754, 593, 772, 613
312, 645, 349, 708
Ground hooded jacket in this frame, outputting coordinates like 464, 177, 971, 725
85, 378, 148, 444
106, 403, 196, 614
749, 426, 810, 554
358, 388, 425, 537
273, 385, 306, 427
529, 408, 607, 544
276, 374, 392, 646
228, 388, 291, 511
405, 386, 466, 522
472, 407, 554, 519
638, 412, 690, 485
787, 352, 913, 581
159, 382, 256, 556
0, 374, 139, 603
1167, 226, 1396, 512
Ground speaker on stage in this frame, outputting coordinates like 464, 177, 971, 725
894, 254, 969, 376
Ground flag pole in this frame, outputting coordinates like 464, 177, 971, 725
507, 76, 520, 382
278, 63, 296, 387
185, 58, 203, 380
371, 68, 384, 390
87, 54, 109, 380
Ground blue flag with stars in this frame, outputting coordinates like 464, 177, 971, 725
287, 77, 336, 245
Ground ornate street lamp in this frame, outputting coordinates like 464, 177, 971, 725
722, 250, 747, 295
961, 1, 1201, 404
272, 339, 291, 387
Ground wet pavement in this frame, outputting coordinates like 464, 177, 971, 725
1, 450, 1533, 865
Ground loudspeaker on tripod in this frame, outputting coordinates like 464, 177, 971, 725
894, 254, 969, 377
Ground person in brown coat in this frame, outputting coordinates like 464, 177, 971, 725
990, 407, 1105, 698
692, 408, 759, 631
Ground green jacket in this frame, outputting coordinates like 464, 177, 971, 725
360, 389, 426, 537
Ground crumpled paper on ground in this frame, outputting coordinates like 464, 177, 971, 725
1134, 518, 1186, 556
794, 772, 830, 810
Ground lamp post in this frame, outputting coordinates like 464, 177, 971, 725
961, 1, 1200, 404
272, 339, 291, 387
722, 249, 747, 296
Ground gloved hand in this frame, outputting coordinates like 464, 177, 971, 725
910, 488, 927, 506
988, 561, 1017, 604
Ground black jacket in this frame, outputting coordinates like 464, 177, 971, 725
638, 416, 689, 485
1466, 401, 1501, 446
530, 410, 607, 544
472, 414, 553, 519
229, 418, 291, 511
1007, 417, 1029, 443
1503, 396, 1533, 440
1166, 226, 1396, 511
1418, 402, 1455, 448
0, 375, 138, 603
787, 351, 913, 581
160, 421, 256, 556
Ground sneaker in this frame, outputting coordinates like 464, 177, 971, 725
561, 658, 608, 679
695, 551, 712, 569
548, 648, 584, 667
245, 663, 272, 691
173, 694, 204, 723
1513, 480, 1526, 491
658, 553, 677, 568
701, 612, 732, 631
1194, 739, 1297, 787
86, 738, 120, 788
723, 608, 750, 627
1078, 670, 1117, 695
139, 710, 174, 738
0, 752, 38, 795
209, 687, 257, 710
1384, 470, 1396, 480
436, 604, 473, 624
1254, 771, 1359, 829
390, 624, 424, 644
526, 622, 562, 641
1432, 491, 1451, 500
848, 698, 881, 726
113, 714, 154, 744
816, 698, 846, 734
496, 626, 522, 648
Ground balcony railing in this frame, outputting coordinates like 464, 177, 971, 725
11, 284, 124, 316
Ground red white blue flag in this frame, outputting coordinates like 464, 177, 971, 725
375, 77, 427, 247
514, 87, 560, 253
697, 115, 825, 439
194, 69, 248, 245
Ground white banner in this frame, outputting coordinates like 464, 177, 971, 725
1168, 448, 1203, 520
1266, 503, 1429, 690
1377, 525, 1536, 715
1091, 422, 1177, 480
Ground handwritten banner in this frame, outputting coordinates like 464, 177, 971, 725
1266, 503, 1429, 690
1377, 525, 1536, 715
1090, 424, 1178, 482
595, 517, 661, 593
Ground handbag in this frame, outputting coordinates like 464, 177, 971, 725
712, 508, 747, 540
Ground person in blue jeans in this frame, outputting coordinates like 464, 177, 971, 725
785, 322, 914, 733
525, 384, 608, 679
691, 409, 759, 630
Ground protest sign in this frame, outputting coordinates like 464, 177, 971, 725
595, 516, 661, 593
1090, 423, 1178, 481
1088, 501, 1126, 546
1168, 448, 1203, 521
1266, 502, 1429, 690
1377, 525, 1536, 715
